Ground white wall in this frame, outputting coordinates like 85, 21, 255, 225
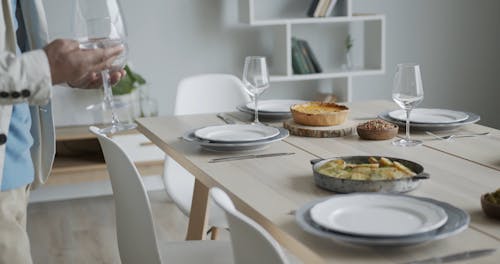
352, 0, 500, 129
43, 0, 500, 128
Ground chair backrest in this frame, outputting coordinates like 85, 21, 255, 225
164, 74, 251, 217
89, 126, 162, 264
174, 74, 251, 115
210, 188, 289, 264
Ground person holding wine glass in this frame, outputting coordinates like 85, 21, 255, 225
242, 56, 270, 125
0, 0, 125, 262
392, 63, 424, 147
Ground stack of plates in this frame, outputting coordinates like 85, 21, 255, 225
295, 193, 469, 246
237, 99, 308, 120
182, 124, 289, 152
378, 108, 480, 131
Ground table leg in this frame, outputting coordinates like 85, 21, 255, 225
186, 179, 209, 240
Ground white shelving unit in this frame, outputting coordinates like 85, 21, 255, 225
238, 0, 385, 101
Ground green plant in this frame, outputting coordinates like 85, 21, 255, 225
345, 35, 353, 52
112, 65, 146, 95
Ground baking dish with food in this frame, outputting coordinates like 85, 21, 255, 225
310, 156, 429, 193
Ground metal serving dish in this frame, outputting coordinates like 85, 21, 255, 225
311, 156, 429, 193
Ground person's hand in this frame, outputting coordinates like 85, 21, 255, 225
43, 39, 125, 88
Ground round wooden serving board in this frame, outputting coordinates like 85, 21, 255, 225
283, 119, 357, 138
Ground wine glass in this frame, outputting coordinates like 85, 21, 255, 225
75, 0, 136, 134
392, 63, 424, 147
242, 56, 270, 125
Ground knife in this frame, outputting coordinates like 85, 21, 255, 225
208, 152, 295, 163
403, 248, 496, 264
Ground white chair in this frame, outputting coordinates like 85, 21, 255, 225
89, 126, 234, 264
210, 187, 291, 264
164, 74, 251, 238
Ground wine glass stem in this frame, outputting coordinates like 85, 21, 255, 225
101, 69, 120, 128
253, 94, 259, 124
405, 109, 411, 141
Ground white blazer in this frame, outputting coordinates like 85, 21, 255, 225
0, 0, 55, 189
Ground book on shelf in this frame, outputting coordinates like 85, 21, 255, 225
325, 0, 338, 17
319, 0, 332, 17
296, 40, 315, 73
291, 38, 322, 75
299, 39, 322, 73
306, 0, 319, 17
313, 0, 328, 17
307, 0, 338, 17
291, 39, 309, 74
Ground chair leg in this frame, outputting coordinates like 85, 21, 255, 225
210, 227, 220, 240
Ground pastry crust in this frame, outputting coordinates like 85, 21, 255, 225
291, 102, 349, 126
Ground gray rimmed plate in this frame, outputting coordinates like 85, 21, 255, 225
378, 110, 480, 131
237, 105, 292, 120
295, 194, 469, 247
182, 127, 289, 152
245, 99, 309, 113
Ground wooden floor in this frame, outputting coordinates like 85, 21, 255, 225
27, 191, 228, 264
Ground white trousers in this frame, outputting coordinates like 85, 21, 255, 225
0, 185, 32, 264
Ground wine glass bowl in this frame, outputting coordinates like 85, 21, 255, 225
242, 56, 270, 124
392, 63, 424, 147
80, 17, 128, 71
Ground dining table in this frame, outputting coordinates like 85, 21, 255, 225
136, 100, 500, 264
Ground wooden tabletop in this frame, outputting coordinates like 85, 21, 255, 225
136, 100, 500, 264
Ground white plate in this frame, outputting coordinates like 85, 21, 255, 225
388, 108, 469, 124
295, 194, 469, 246
245, 99, 308, 113
183, 127, 289, 152
194, 124, 280, 143
309, 194, 448, 237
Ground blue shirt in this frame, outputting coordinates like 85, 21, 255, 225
1, 0, 35, 191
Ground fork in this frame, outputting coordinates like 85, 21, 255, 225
216, 113, 237, 124
218, 113, 277, 127
425, 131, 490, 140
